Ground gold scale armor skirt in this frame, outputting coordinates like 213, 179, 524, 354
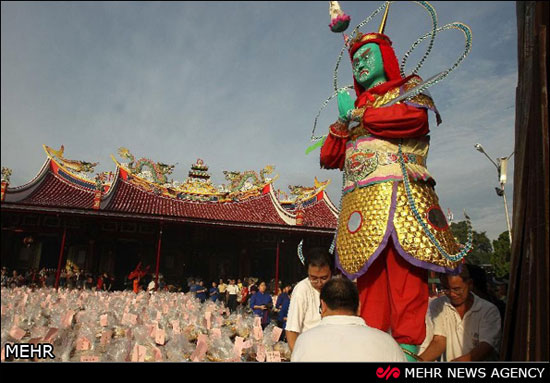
336, 180, 461, 278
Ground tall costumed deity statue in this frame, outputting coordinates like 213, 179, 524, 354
309, 1, 474, 361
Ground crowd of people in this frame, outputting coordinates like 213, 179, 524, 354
1, 253, 507, 362
1, 266, 115, 291
185, 277, 292, 335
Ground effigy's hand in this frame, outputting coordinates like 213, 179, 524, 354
337, 90, 355, 122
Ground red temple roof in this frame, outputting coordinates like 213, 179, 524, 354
2, 152, 338, 233
105, 176, 289, 226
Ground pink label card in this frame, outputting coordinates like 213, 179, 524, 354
198, 333, 209, 345
100, 314, 108, 327
155, 329, 166, 345
253, 317, 262, 328
234, 336, 244, 348
62, 310, 75, 329
123, 313, 137, 326
266, 351, 281, 362
253, 326, 263, 340
152, 346, 163, 361
205, 312, 212, 329
148, 325, 157, 338
210, 328, 222, 339
171, 320, 180, 335
76, 337, 91, 351
9, 326, 26, 341
131, 344, 147, 362
100, 331, 112, 346
141, 312, 150, 323
232, 338, 245, 359
80, 355, 99, 362
271, 326, 283, 342
190, 339, 208, 362
255, 344, 266, 362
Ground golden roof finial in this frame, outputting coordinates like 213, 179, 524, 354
378, 2, 391, 34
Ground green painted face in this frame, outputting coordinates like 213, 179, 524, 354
352, 43, 387, 90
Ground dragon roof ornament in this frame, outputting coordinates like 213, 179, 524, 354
280, 177, 331, 205
44, 144, 99, 183
111, 149, 280, 202
1, 167, 12, 183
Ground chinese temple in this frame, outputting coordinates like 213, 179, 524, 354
1, 145, 338, 289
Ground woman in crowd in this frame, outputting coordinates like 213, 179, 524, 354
249, 281, 273, 329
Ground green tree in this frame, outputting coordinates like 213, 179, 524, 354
491, 231, 511, 278
450, 221, 493, 265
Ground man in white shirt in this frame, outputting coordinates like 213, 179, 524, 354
285, 248, 332, 351
419, 264, 501, 361
226, 278, 240, 313
291, 277, 407, 362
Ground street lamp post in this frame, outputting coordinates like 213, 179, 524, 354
474, 143, 514, 244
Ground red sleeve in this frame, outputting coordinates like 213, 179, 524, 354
320, 123, 347, 170
362, 103, 429, 138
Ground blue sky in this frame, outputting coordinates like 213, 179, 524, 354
1, 1, 517, 241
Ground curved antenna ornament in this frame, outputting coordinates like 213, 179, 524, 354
401, 1, 438, 77
394, 22, 473, 103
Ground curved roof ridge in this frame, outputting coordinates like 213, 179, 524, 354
99, 165, 122, 210
5, 158, 51, 193
266, 184, 297, 225
320, 190, 340, 218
